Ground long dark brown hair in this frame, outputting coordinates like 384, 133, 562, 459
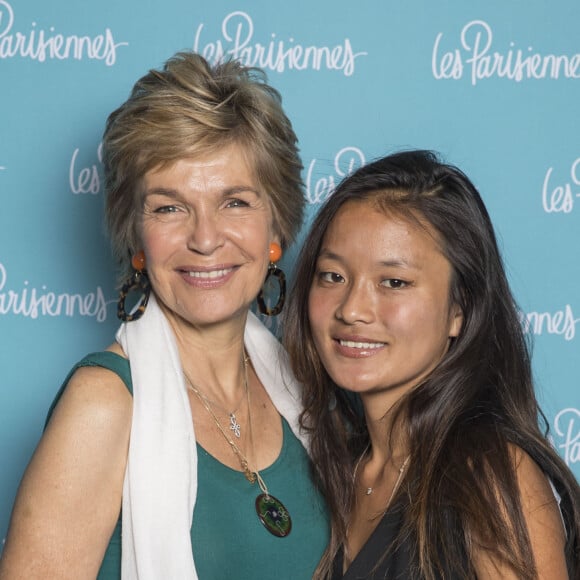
284, 150, 580, 579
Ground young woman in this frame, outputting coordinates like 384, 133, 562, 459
285, 150, 580, 579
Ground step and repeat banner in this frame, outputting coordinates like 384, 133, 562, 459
1, 0, 579, 544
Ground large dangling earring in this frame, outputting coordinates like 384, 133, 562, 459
257, 242, 286, 316
117, 251, 151, 322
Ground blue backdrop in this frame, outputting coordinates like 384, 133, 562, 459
1, 0, 579, 547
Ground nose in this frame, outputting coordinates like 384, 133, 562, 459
186, 209, 224, 255
335, 280, 375, 325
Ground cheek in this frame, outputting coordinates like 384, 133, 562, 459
238, 222, 272, 258
142, 222, 184, 256
307, 290, 321, 329
308, 289, 330, 338
375, 299, 408, 327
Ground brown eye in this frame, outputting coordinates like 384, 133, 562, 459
381, 279, 407, 289
319, 271, 345, 284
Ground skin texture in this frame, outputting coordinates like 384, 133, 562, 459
309, 202, 462, 565
309, 202, 462, 422
473, 447, 568, 579
140, 144, 284, 472
307, 201, 568, 578
0, 362, 132, 579
140, 145, 278, 337
0, 144, 284, 578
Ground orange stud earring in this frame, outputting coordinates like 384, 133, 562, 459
131, 251, 146, 271
269, 242, 282, 263
118, 251, 151, 322
258, 242, 286, 316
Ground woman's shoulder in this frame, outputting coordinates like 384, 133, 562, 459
471, 444, 569, 579
508, 445, 565, 524
470, 442, 563, 522
0, 346, 132, 577
47, 343, 132, 430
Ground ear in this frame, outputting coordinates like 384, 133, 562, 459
448, 304, 464, 338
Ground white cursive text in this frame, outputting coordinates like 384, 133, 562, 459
0, 262, 111, 322
194, 11, 367, 76
69, 143, 103, 195
432, 20, 580, 85
542, 157, 580, 214
554, 408, 580, 467
521, 304, 579, 341
305, 146, 366, 204
0, 1, 128, 65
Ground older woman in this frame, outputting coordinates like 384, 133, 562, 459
285, 150, 580, 579
0, 52, 328, 579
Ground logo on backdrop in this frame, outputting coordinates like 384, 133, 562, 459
521, 305, 579, 341
432, 19, 580, 85
0, 263, 113, 322
0, 0, 128, 65
542, 156, 580, 214
554, 408, 580, 467
70, 143, 103, 195
194, 11, 367, 76
305, 146, 366, 204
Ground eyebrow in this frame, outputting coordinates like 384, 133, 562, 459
317, 249, 417, 269
144, 185, 262, 198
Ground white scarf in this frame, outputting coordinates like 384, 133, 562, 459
115, 294, 306, 579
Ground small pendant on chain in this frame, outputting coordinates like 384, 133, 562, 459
229, 413, 241, 438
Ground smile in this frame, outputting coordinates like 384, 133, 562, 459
338, 339, 385, 349
186, 267, 234, 279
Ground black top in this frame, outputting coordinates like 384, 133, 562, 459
332, 500, 466, 580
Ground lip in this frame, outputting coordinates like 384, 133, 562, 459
332, 335, 387, 358
178, 264, 238, 288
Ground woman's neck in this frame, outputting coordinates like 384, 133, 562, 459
361, 393, 407, 465
162, 303, 249, 403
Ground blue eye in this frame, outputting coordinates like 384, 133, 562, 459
225, 198, 249, 208
153, 205, 179, 214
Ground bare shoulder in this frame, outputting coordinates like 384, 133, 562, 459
106, 340, 126, 357
510, 446, 561, 513
0, 346, 132, 579
47, 343, 132, 429
512, 446, 568, 572
473, 445, 568, 579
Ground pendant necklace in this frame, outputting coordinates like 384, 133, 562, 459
186, 377, 245, 438
185, 352, 292, 538
354, 444, 411, 518
186, 372, 254, 481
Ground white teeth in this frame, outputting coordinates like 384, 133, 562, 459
339, 340, 384, 349
187, 268, 232, 279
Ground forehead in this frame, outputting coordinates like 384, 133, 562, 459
142, 143, 257, 188
316, 201, 455, 281
326, 201, 442, 248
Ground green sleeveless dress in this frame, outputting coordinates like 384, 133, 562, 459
48, 352, 329, 579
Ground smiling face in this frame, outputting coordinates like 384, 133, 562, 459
139, 143, 278, 332
308, 200, 463, 410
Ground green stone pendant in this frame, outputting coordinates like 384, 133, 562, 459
255, 493, 292, 537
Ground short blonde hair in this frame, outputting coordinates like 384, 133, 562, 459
103, 51, 304, 281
